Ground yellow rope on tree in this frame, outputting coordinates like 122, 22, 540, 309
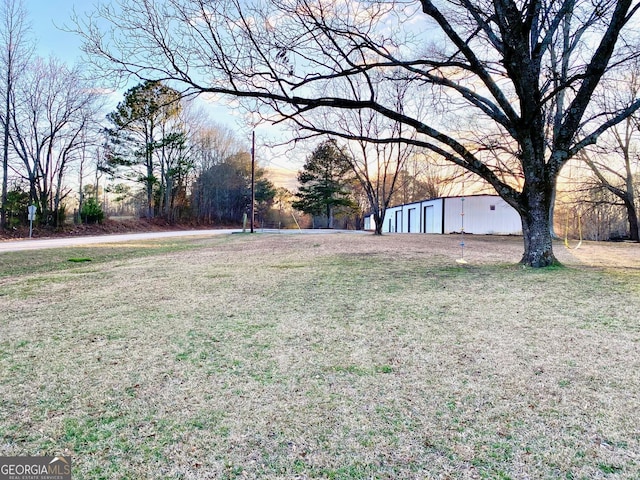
564, 210, 583, 250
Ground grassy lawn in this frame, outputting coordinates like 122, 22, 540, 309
0, 233, 638, 479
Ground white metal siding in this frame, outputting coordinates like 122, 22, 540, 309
443, 196, 521, 235
405, 207, 419, 233
420, 199, 444, 233
366, 195, 520, 235
394, 210, 403, 233
380, 205, 403, 233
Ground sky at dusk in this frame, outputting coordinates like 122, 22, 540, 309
25, 1, 302, 183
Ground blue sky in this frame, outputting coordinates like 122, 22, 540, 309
31, 0, 84, 62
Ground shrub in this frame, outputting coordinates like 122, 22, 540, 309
5, 188, 30, 227
80, 197, 105, 224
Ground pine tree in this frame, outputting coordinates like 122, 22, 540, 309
105, 81, 183, 219
292, 140, 356, 228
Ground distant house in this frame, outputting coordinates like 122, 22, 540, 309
364, 195, 522, 235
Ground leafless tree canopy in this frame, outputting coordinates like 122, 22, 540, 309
0, 0, 32, 228
75, 0, 640, 266
9, 58, 103, 226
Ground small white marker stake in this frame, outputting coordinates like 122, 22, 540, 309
457, 197, 466, 264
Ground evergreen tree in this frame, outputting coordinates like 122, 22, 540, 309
292, 140, 356, 228
105, 80, 183, 219
255, 177, 277, 225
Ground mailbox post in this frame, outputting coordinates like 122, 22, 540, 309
27, 205, 36, 238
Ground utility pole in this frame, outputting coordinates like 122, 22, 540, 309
251, 131, 255, 233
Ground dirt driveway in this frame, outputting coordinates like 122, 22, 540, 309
0, 229, 241, 252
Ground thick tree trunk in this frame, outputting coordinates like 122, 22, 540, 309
1, 115, 8, 230
146, 182, 153, 218
625, 198, 639, 242
519, 188, 558, 267
1, 138, 6, 229
146, 159, 154, 219
373, 212, 383, 235
327, 204, 333, 228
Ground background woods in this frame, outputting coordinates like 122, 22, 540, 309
0, 0, 638, 258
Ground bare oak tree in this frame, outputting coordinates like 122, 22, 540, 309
342, 110, 416, 235
76, 0, 640, 266
0, 0, 31, 229
579, 120, 640, 241
575, 59, 640, 242
9, 57, 102, 226
392, 153, 466, 206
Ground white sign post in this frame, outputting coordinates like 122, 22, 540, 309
27, 205, 36, 238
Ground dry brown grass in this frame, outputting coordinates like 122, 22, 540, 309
0, 233, 639, 479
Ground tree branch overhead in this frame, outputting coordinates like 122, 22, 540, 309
74, 0, 640, 266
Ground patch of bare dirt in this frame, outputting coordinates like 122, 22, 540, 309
562, 239, 640, 270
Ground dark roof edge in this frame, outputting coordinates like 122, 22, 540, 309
383, 194, 501, 211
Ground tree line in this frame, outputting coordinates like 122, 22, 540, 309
74, 0, 640, 266
103, 79, 278, 225
0, 0, 104, 229
1, 0, 639, 258
0, 0, 280, 230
